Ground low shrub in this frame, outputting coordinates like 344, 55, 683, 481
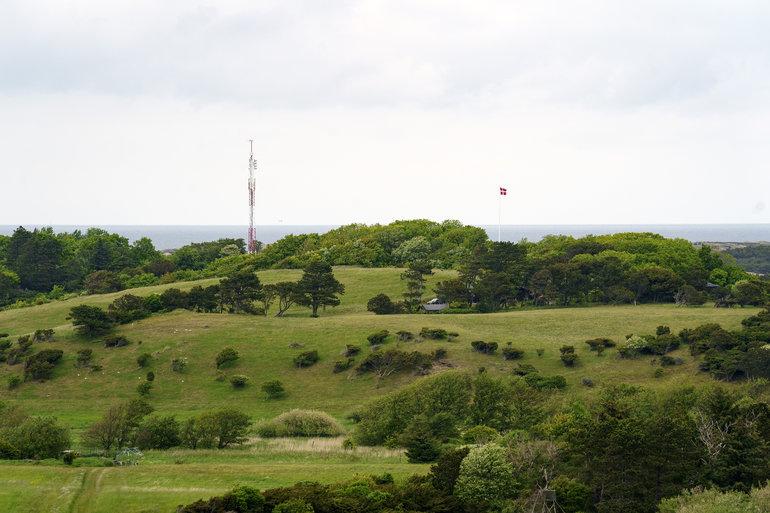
262, 380, 285, 399
24, 349, 64, 381
396, 331, 414, 341
103, 335, 130, 348
333, 358, 354, 373
216, 347, 240, 368
293, 350, 319, 368
76, 349, 93, 367
342, 344, 361, 357
432, 347, 448, 360
230, 375, 250, 388
660, 355, 684, 366
656, 325, 671, 336
584, 338, 616, 351
367, 330, 390, 345
513, 363, 538, 376
501, 345, 524, 360
420, 327, 448, 340
367, 293, 399, 315
560, 352, 578, 367
356, 350, 433, 376
581, 377, 595, 387
137, 381, 152, 396
32, 329, 55, 342
171, 358, 187, 373
146, 371, 155, 382
560, 345, 578, 367
257, 409, 345, 437
7, 375, 21, 390
471, 341, 498, 354
136, 353, 152, 368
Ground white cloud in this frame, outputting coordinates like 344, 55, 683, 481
0, 0, 769, 225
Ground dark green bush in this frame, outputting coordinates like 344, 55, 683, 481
216, 347, 240, 368
396, 331, 414, 341
585, 338, 616, 351
430, 446, 471, 494
367, 293, 398, 315
471, 341, 498, 354
137, 381, 152, 396
342, 344, 361, 357
420, 327, 448, 340
367, 330, 390, 345
262, 380, 285, 399
171, 358, 187, 373
24, 349, 64, 381
432, 347, 448, 360
76, 349, 93, 367
7, 375, 21, 390
146, 371, 155, 382
656, 325, 671, 336
501, 345, 524, 360
103, 335, 129, 348
660, 355, 684, 366
513, 363, 538, 376
401, 415, 441, 463
108, 294, 150, 324
333, 358, 354, 373
135, 415, 180, 450
32, 329, 55, 342
356, 350, 433, 376
293, 350, 319, 368
230, 375, 250, 388
136, 352, 152, 368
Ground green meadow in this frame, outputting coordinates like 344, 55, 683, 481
0, 267, 761, 512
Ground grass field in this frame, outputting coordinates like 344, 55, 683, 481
1, 438, 425, 513
0, 266, 762, 512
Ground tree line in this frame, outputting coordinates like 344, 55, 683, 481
369, 234, 766, 313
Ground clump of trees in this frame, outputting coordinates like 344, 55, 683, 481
84, 400, 251, 452
0, 402, 70, 460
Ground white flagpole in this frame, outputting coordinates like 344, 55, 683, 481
498, 189, 501, 242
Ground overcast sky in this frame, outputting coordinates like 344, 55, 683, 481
1, 0, 770, 226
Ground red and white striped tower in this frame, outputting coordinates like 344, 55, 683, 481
247, 140, 257, 254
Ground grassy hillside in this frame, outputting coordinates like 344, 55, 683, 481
0, 266, 762, 513
0, 267, 760, 429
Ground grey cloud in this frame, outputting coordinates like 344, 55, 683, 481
2, 0, 770, 110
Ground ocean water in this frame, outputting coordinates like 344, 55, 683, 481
1, 224, 769, 250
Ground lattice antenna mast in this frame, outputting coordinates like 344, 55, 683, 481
247, 140, 258, 254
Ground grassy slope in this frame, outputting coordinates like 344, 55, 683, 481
0, 266, 761, 512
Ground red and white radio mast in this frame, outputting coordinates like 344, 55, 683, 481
247, 140, 258, 254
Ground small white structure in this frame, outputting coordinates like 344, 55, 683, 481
423, 298, 448, 313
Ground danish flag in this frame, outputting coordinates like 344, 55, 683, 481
499, 187, 507, 196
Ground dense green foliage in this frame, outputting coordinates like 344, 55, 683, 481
431, 234, 753, 311
0, 403, 70, 460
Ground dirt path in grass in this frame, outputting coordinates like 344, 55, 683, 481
68, 468, 109, 513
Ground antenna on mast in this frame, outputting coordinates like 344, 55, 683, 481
247, 140, 258, 254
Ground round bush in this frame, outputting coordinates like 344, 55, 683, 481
455, 444, 514, 506
230, 375, 250, 388
257, 409, 345, 438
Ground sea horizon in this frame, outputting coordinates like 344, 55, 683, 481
2, 223, 770, 250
